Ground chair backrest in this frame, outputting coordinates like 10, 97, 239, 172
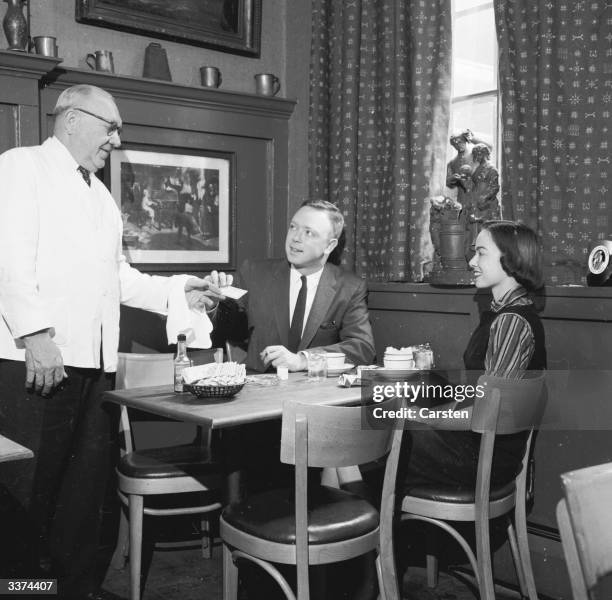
280, 396, 401, 468
116, 352, 174, 390
470, 373, 546, 436
558, 461, 612, 599
280, 396, 402, 600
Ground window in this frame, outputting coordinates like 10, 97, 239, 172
449, 0, 499, 171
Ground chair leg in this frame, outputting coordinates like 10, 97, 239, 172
128, 494, 144, 600
223, 544, 239, 600
378, 491, 401, 600
515, 503, 539, 600
201, 516, 213, 560
111, 507, 129, 570
426, 554, 439, 588
475, 517, 495, 600
375, 554, 388, 600
507, 518, 528, 598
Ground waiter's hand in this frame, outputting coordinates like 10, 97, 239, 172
205, 270, 233, 289
184, 272, 232, 312
22, 330, 66, 397
261, 345, 307, 371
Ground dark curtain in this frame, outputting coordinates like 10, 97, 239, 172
309, 0, 452, 281
496, 0, 612, 285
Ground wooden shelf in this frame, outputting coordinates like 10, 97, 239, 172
0, 49, 62, 78
42, 67, 296, 120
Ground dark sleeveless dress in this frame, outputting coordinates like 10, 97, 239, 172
400, 302, 546, 495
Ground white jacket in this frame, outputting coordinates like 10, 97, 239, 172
0, 137, 204, 372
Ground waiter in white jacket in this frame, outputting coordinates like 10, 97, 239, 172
0, 84, 231, 600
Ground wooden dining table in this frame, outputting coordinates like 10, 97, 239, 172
104, 373, 363, 431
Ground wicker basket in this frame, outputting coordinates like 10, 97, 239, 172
184, 382, 245, 399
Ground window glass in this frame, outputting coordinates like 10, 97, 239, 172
452, 6, 497, 97
449, 96, 497, 149
449, 0, 499, 172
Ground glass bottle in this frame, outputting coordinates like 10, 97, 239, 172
174, 333, 192, 392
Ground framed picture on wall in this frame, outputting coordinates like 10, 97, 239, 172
76, 0, 262, 57
109, 147, 234, 271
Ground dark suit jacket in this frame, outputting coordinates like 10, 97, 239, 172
216, 259, 375, 372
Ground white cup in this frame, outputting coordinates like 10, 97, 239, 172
326, 352, 346, 370
383, 357, 415, 369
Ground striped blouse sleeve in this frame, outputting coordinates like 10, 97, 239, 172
485, 312, 534, 379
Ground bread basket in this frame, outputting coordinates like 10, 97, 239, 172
183, 382, 245, 398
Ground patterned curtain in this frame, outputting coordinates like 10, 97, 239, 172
496, 0, 612, 285
309, 0, 452, 281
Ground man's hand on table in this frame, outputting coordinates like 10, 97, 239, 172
185, 270, 233, 313
261, 345, 307, 371
22, 330, 66, 397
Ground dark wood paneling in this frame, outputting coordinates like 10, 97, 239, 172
0, 105, 18, 154
0, 51, 62, 148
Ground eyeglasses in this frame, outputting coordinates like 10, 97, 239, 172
73, 107, 122, 137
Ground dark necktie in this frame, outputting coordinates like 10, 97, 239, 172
288, 275, 307, 353
77, 166, 91, 187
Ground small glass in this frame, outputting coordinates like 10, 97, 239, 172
414, 344, 435, 370
307, 350, 328, 381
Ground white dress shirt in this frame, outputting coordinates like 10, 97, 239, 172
0, 136, 209, 372
289, 265, 324, 335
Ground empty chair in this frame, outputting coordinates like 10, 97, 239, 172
378, 373, 545, 600
220, 396, 401, 600
557, 461, 612, 600
112, 351, 223, 600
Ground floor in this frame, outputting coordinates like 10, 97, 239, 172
102, 541, 518, 600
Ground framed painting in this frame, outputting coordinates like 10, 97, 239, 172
109, 147, 234, 271
76, 0, 262, 57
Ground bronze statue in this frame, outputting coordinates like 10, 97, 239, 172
470, 143, 501, 224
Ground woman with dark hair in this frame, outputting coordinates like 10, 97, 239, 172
400, 220, 546, 493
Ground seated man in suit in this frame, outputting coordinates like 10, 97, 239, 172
213, 200, 375, 372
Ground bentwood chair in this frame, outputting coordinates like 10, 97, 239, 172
219, 396, 401, 600
111, 351, 224, 600
378, 373, 545, 600
557, 461, 612, 600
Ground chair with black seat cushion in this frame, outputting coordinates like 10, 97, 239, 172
378, 373, 545, 600
219, 395, 401, 600
111, 352, 224, 600
556, 461, 612, 600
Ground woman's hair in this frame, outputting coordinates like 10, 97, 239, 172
483, 221, 543, 291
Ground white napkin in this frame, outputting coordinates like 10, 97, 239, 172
165, 274, 213, 348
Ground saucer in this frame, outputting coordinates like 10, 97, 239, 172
327, 363, 355, 376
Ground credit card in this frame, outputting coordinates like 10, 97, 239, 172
221, 285, 248, 299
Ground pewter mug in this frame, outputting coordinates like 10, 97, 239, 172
86, 50, 114, 73
200, 66, 222, 88
34, 36, 58, 57
254, 73, 280, 96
